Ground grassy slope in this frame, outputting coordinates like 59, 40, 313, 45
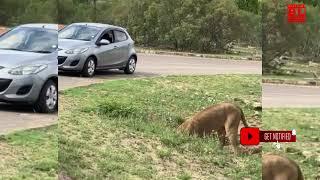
2, 76, 319, 179
0, 126, 58, 179
262, 109, 320, 180
59, 75, 262, 179
264, 61, 320, 81
137, 45, 262, 61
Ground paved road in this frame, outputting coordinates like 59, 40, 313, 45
0, 104, 57, 134
59, 53, 261, 90
133, 54, 261, 75
263, 83, 320, 108
0, 53, 261, 134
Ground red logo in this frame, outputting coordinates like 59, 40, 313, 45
240, 127, 260, 145
287, 4, 306, 23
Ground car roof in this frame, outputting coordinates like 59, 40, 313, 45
70, 23, 126, 31
19, 24, 58, 31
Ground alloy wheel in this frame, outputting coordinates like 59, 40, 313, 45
45, 84, 57, 110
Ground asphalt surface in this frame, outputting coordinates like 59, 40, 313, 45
59, 54, 262, 89
1, 53, 261, 134
0, 104, 57, 134
263, 83, 320, 108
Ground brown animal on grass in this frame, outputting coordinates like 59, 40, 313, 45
178, 102, 248, 155
262, 154, 304, 180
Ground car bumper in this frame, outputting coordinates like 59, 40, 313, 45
58, 52, 87, 71
0, 74, 45, 103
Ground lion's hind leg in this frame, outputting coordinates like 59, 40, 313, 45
217, 127, 226, 149
225, 115, 241, 155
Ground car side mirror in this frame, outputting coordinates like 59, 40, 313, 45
97, 39, 110, 46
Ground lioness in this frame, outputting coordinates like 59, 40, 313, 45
178, 102, 248, 154
262, 154, 304, 180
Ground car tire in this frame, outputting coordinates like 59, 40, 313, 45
124, 56, 136, 74
34, 80, 58, 113
82, 57, 96, 77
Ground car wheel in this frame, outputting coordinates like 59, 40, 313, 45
82, 57, 96, 77
124, 56, 136, 74
34, 80, 58, 113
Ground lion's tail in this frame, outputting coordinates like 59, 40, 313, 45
239, 108, 249, 127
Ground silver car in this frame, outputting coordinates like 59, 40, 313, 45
58, 23, 137, 77
0, 24, 58, 113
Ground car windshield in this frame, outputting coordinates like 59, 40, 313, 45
0, 27, 57, 53
59, 25, 101, 41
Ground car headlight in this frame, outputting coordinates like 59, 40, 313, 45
65, 48, 89, 54
9, 64, 48, 75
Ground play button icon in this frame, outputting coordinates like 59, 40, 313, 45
240, 127, 260, 145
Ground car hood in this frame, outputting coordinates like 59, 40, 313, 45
58, 39, 92, 50
0, 49, 55, 68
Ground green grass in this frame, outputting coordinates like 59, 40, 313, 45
0, 126, 58, 179
59, 75, 262, 179
264, 60, 320, 82
3, 75, 319, 179
286, 61, 319, 75
262, 109, 320, 180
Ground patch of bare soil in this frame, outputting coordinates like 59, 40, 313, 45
120, 133, 228, 179
58, 172, 73, 180
0, 142, 19, 175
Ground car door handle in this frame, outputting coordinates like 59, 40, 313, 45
114, 46, 118, 49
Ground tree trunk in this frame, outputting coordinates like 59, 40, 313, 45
93, 0, 97, 22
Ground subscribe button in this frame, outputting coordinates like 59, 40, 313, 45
240, 127, 260, 145
240, 128, 296, 146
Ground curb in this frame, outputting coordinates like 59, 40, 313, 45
136, 48, 262, 61
262, 78, 320, 86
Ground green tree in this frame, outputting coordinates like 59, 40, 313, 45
235, 0, 260, 14
262, 0, 320, 73
1, 0, 262, 53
